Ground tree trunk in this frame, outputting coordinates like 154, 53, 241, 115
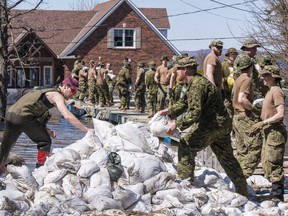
0, 0, 8, 122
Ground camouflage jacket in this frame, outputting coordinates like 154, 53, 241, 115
145, 69, 158, 93
116, 66, 132, 87
168, 74, 228, 131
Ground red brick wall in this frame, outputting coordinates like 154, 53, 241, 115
73, 2, 176, 83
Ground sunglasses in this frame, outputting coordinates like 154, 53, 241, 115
261, 73, 271, 78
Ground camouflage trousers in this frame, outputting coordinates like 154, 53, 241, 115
134, 84, 146, 110
118, 85, 129, 108
156, 84, 168, 111
262, 123, 287, 183
146, 89, 157, 112
223, 96, 234, 120
77, 81, 88, 100
88, 79, 98, 104
96, 83, 110, 105
178, 121, 247, 189
107, 80, 115, 103
233, 113, 262, 178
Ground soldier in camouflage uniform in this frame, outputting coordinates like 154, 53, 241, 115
232, 53, 262, 178
71, 55, 83, 81
116, 61, 132, 111
222, 47, 238, 118
87, 60, 98, 105
96, 62, 111, 107
159, 57, 248, 197
134, 62, 146, 113
77, 66, 88, 102
145, 61, 158, 118
255, 54, 272, 97
250, 65, 287, 201
106, 63, 115, 105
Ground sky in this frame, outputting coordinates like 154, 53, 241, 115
14, 0, 259, 52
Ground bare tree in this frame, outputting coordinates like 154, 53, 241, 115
245, 0, 288, 79
69, 0, 106, 10
0, 0, 44, 122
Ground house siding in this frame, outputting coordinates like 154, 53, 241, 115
71, 2, 175, 82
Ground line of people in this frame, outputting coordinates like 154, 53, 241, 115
157, 38, 287, 201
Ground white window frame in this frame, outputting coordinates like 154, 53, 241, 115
113, 28, 135, 48
43, 66, 53, 87
29, 67, 40, 87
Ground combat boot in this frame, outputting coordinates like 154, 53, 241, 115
147, 109, 154, 118
270, 181, 284, 201
235, 184, 249, 198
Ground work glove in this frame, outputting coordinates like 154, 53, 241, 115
250, 121, 265, 134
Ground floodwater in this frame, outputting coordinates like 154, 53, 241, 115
0, 107, 93, 170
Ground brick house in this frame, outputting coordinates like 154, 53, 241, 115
8, 0, 180, 88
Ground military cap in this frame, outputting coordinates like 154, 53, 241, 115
225, 47, 238, 56
209, 39, 223, 48
148, 61, 156, 68
180, 53, 189, 57
260, 65, 282, 79
160, 55, 169, 61
137, 62, 144, 67
176, 57, 198, 68
124, 61, 131, 67
256, 54, 272, 67
98, 61, 105, 66
235, 53, 254, 71
89, 60, 95, 65
241, 38, 261, 50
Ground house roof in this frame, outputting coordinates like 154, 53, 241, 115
10, 0, 178, 57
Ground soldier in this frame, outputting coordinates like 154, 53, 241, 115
232, 53, 262, 178
96, 62, 111, 107
255, 54, 273, 96
169, 53, 189, 106
71, 55, 83, 81
106, 62, 116, 105
203, 39, 223, 91
134, 62, 146, 113
87, 60, 98, 105
221, 47, 238, 118
77, 66, 88, 102
251, 65, 287, 201
154, 55, 171, 111
116, 61, 132, 111
158, 56, 248, 197
145, 61, 158, 118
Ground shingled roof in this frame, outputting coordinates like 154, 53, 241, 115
10, 0, 171, 57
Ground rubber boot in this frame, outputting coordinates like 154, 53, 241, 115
36, 150, 49, 168
147, 109, 154, 118
235, 184, 249, 198
270, 181, 284, 201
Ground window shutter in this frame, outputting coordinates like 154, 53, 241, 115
107, 28, 114, 48
135, 27, 141, 49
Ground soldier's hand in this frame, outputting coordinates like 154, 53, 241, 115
47, 128, 56, 139
167, 122, 177, 135
250, 121, 265, 134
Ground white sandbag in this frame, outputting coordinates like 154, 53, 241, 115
56, 160, 81, 174
244, 201, 258, 212
89, 168, 111, 189
77, 159, 100, 178
6, 165, 38, 192
89, 148, 110, 167
143, 172, 177, 194
39, 183, 63, 195
115, 121, 153, 154
84, 185, 112, 203
32, 165, 49, 187
247, 175, 272, 188
0, 196, 29, 213
154, 188, 183, 202
230, 193, 248, 207
222, 206, 242, 216
208, 189, 237, 205
112, 187, 139, 209
0, 176, 26, 202
33, 191, 58, 206
156, 144, 174, 163
147, 112, 180, 139
75, 130, 102, 148
126, 193, 152, 213
65, 141, 96, 159
62, 174, 84, 198
120, 183, 145, 196
89, 196, 122, 211
44, 169, 67, 184
59, 195, 90, 213
23, 202, 50, 216
108, 135, 144, 152
194, 167, 227, 189
92, 118, 116, 145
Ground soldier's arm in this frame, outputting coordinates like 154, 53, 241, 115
169, 70, 176, 88
154, 67, 160, 83
206, 64, 216, 86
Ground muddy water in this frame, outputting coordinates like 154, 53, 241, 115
0, 107, 93, 170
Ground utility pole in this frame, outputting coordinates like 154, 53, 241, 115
0, 0, 8, 122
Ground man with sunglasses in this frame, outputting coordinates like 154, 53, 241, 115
0, 76, 94, 169
203, 39, 224, 92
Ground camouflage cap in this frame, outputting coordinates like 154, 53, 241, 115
160, 55, 169, 61
225, 47, 238, 56
176, 57, 198, 68
98, 61, 105, 66
261, 65, 282, 79
256, 54, 272, 67
241, 38, 261, 50
235, 53, 254, 71
89, 60, 95, 65
148, 61, 156, 68
137, 62, 144, 67
180, 53, 189, 57
209, 39, 223, 48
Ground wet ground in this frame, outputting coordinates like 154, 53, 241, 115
0, 107, 93, 170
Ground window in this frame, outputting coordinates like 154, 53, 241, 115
16, 67, 40, 88
7, 67, 13, 87
43, 66, 53, 87
107, 27, 141, 49
17, 69, 26, 88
